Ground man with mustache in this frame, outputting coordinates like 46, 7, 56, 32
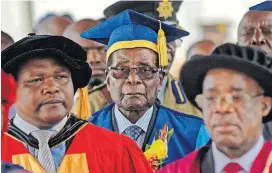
63, 19, 112, 119
157, 43, 272, 173
96, 0, 202, 117
1, 34, 152, 173
237, 1, 272, 141
83, 10, 210, 169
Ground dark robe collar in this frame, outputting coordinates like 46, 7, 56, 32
8, 114, 87, 149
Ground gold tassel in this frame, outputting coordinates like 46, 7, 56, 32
76, 87, 91, 120
157, 21, 168, 67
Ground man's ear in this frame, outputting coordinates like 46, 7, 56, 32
261, 96, 272, 117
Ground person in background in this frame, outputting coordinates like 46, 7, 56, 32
83, 10, 210, 170
238, 1, 272, 141
1, 31, 14, 51
34, 14, 72, 36
158, 43, 272, 173
1, 70, 30, 173
63, 19, 112, 119
186, 40, 216, 61
1, 34, 152, 173
101, 0, 202, 117
1, 31, 17, 119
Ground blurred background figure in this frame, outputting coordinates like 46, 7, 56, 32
1, 31, 17, 119
63, 19, 112, 117
34, 14, 72, 35
1, 70, 28, 173
186, 40, 216, 61
1, 31, 14, 51
63, 19, 106, 88
237, 1, 272, 141
238, 1, 272, 56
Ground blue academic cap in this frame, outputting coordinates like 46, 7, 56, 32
249, 1, 272, 11
81, 9, 189, 67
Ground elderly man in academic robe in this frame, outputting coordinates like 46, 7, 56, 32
81, 10, 210, 171
157, 43, 272, 173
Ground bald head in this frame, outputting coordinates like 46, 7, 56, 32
35, 16, 72, 36
63, 19, 107, 88
186, 40, 216, 61
238, 10, 272, 55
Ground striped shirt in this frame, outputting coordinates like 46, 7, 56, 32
114, 105, 153, 148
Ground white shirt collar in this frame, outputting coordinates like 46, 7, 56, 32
212, 135, 265, 173
114, 105, 153, 134
13, 113, 68, 135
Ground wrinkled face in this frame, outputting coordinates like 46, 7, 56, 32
15, 57, 74, 128
201, 69, 271, 150
238, 11, 272, 55
107, 48, 162, 111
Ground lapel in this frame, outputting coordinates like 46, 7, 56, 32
145, 104, 168, 151
263, 122, 272, 141
200, 146, 215, 173
141, 105, 158, 151
111, 105, 118, 132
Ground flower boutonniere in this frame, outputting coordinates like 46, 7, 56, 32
144, 123, 174, 172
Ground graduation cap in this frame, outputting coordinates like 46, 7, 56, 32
81, 9, 189, 67
249, 1, 272, 11
104, 0, 183, 26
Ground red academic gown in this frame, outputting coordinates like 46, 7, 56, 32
2, 116, 152, 173
157, 140, 272, 173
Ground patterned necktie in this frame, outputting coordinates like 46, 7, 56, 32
124, 125, 143, 141
31, 130, 56, 173
223, 162, 243, 173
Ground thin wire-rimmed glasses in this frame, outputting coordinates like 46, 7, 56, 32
195, 92, 264, 108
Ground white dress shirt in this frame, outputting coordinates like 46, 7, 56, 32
212, 135, 265, 173
114, 105, 153, 148
13, 113, 68, 135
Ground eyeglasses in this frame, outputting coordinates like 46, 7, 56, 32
195, 92, 264, 108
108, 66, 160, 80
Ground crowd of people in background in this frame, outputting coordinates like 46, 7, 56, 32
1, 0, 272, 173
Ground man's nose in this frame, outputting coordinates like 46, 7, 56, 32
214, 98, 232, 114
42, 78, 60, 95
126, 70, 142, 86
250, 28, 266, 46
87, 51, 102, 64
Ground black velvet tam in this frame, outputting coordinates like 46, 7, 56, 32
180, 43, 272, 122
1, 34, 92, 91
